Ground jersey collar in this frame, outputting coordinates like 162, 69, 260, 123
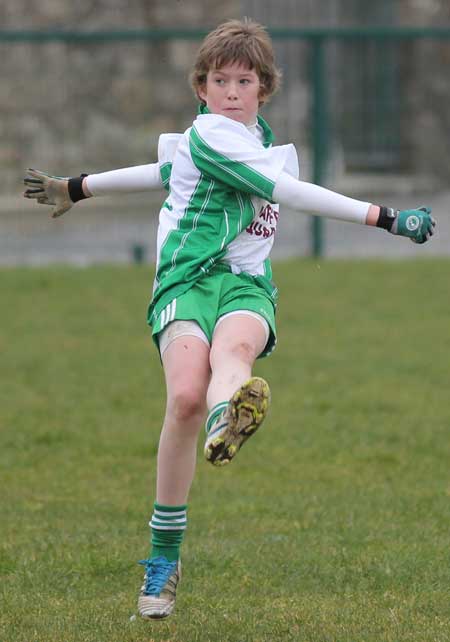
198, 104, 275, 148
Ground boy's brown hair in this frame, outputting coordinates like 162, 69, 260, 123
190, 18, 282, 106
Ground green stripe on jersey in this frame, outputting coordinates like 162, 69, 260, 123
150, 175, 256, 322
190, 126, 275, 201
160, 162, 172, 191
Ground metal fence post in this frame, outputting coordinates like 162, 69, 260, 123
311, 36, 328, 258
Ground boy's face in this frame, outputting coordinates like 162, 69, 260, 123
198, 61, 263, 127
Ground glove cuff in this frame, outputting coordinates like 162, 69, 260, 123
68, 173, 89, 203
376, 206, 398, 231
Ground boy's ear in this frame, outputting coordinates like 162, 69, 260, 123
197, 83, 207, 103
258, 87, 268, 106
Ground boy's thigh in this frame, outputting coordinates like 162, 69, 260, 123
152, 271, 277, 357
152, 278, 221, 351
210, 312, 268, 363
161, 333, 211, 402
218, 275, 277, 359
159, 320, 209, 357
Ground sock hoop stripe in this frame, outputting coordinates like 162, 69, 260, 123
150, 517, 187, 528
150, 522, 187, 531
151, 516, 187, 526
153, 509, 187, 518
150, 503, 187, 562
205, 401, 229, 434
208, 420, 229, 437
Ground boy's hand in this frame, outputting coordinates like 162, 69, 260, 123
24, 168, 88, 218
390, 207, 436, 244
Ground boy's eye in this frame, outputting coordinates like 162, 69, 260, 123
240, 79, 250, 85
215, 78, 225, 85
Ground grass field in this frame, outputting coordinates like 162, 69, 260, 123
1, 259, 449, 642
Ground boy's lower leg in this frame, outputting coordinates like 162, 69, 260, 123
156, 413, 204, 505
138, 417, 202, 621
138, 335, 210, 620
205, 314, 270, 466
205, 376, 270, 465
138, 502, 186, 620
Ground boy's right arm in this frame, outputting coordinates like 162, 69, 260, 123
24, 163, 163, 218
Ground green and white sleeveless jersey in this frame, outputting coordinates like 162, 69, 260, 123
149, 111, 299, 325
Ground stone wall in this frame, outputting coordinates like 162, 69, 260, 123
0, 1, 240, 191
243, 0, 450, 183
1, 1, 449, 193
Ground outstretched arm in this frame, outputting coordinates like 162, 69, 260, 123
83, 164, 162, 196
24, 163, 163, 218
273, 171, 436, 244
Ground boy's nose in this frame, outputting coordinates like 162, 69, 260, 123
226, 82, 239, 99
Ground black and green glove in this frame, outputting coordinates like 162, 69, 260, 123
377, 206, 436, 244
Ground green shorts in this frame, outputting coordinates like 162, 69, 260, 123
150, 270, 277, 359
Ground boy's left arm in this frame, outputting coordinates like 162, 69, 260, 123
272, 172, 436, 244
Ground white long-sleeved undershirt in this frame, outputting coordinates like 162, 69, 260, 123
84, 161, 372, 226
85, 163, 162, 195
84, 123, 264, 195
273, 171, 371, 225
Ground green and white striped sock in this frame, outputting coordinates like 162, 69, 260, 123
205, 401, 228, 435
150, 503, 187, 562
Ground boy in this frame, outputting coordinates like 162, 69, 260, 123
24, 19, 435, 620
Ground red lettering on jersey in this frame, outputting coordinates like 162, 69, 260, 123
259, 203, 277, 224
246, 204, 279, 238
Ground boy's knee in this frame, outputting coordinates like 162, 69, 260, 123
232, 340, 257, 363
168, 387, 205, 423
212, 339, 257, 365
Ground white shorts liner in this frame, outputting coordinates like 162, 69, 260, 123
158, 310, 270, 357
